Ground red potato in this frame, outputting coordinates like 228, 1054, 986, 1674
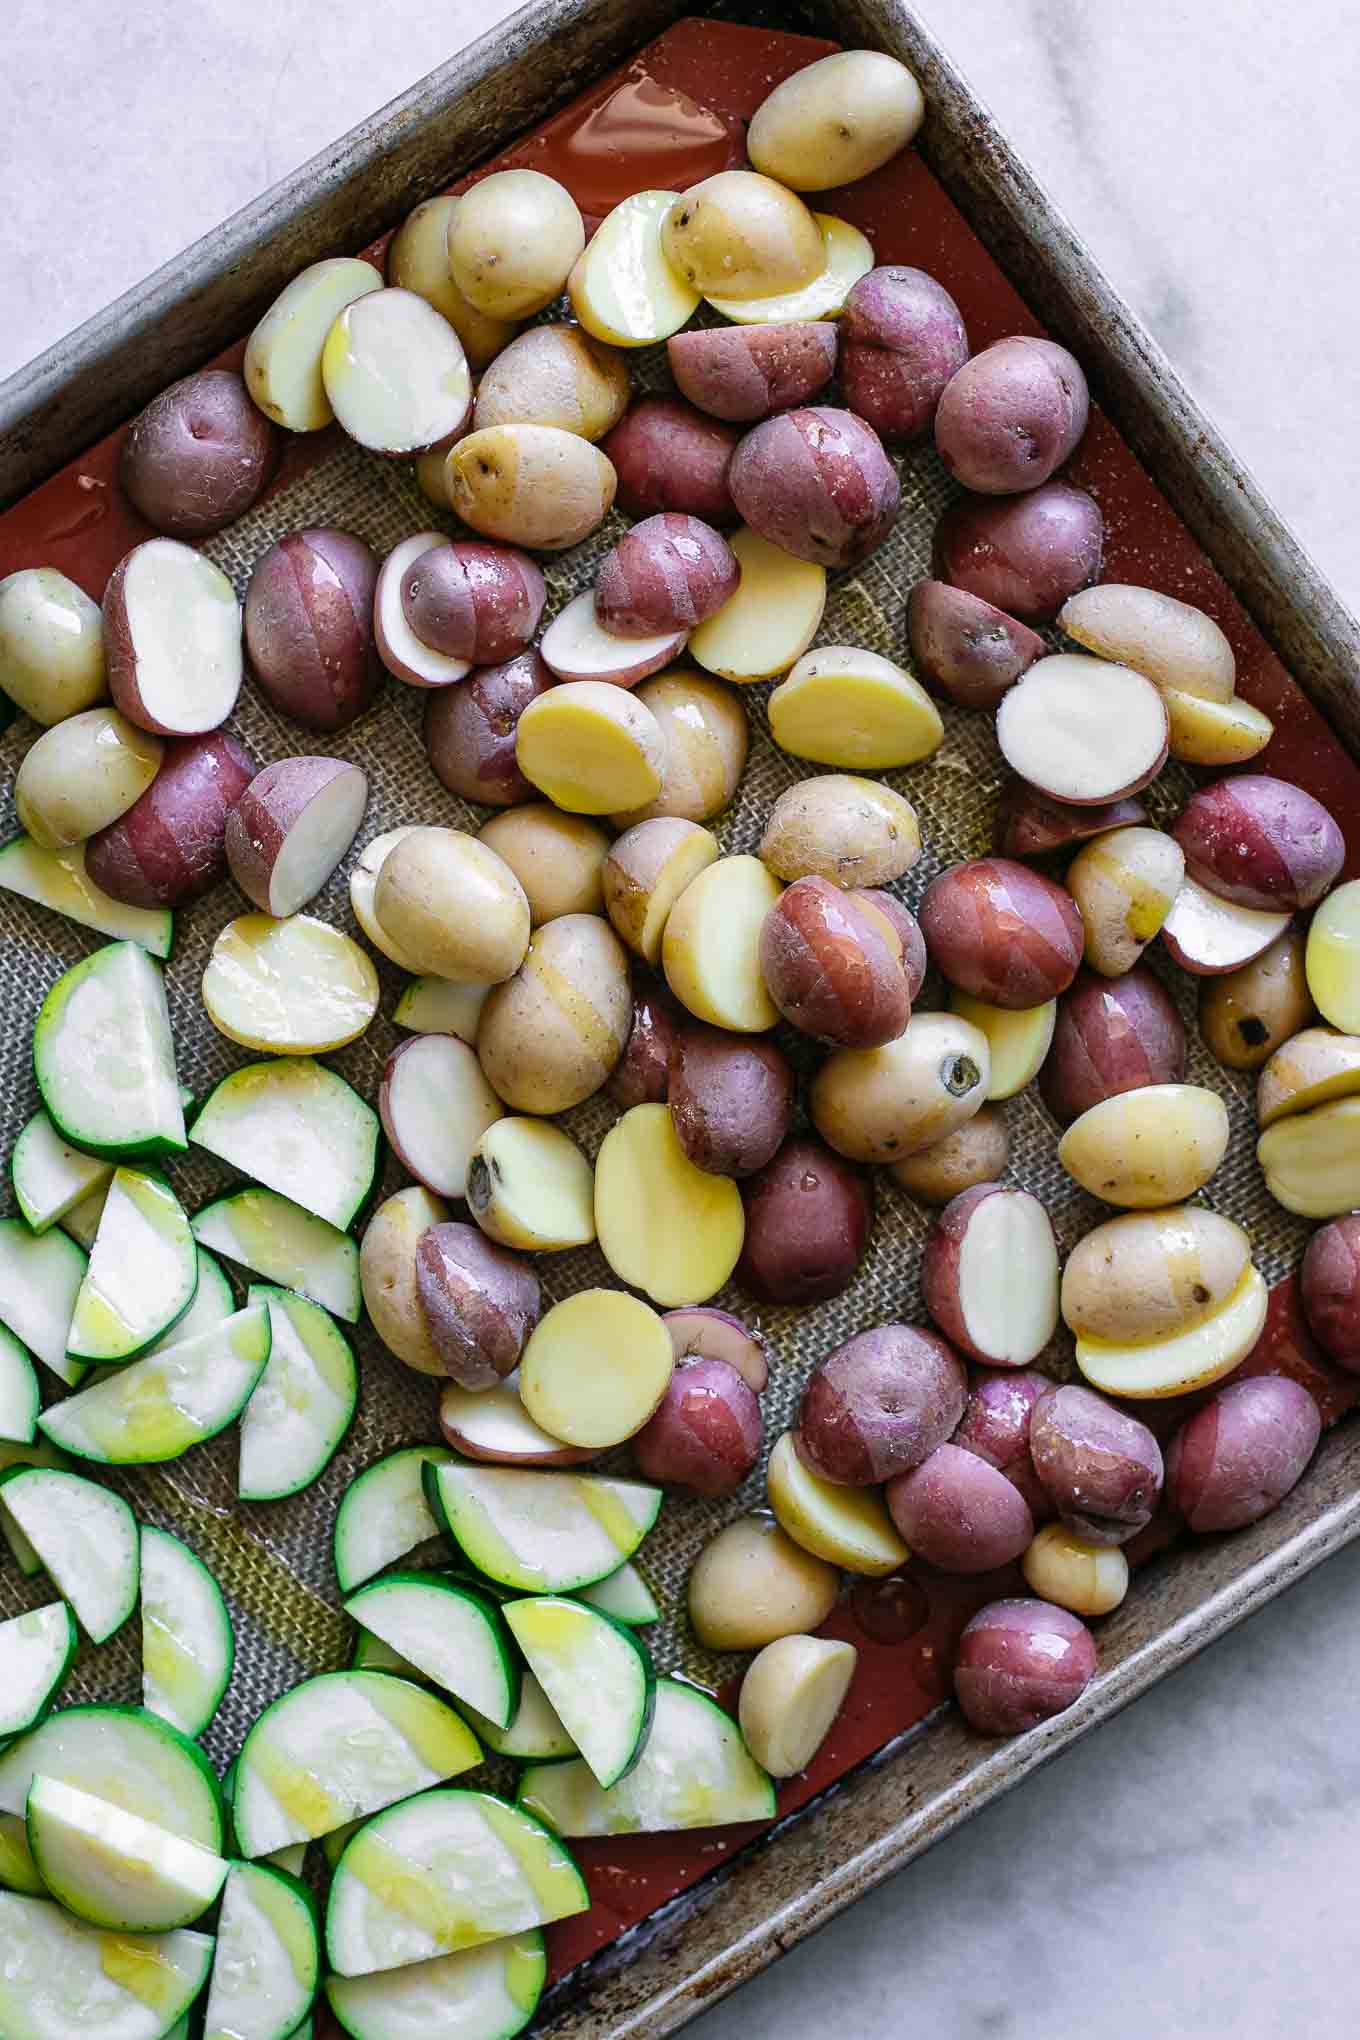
906, 580, 1044, 710
1039, 966, 1186, 1124
737, 1135, 874, 1305
934, 336, 1089, 494
918, 858, 1084, 1008
760, 877, 911, 1049
934, 480, 1103, 622
922, 1184, 1060, 1369
796, 1324, 967, 1486
120, 368, 280, 536
594, 515, 738, 638
105, 538, 244, 735
400, 541, 545, 664
414, 1220, 540, 1390
423, 651, 553, 807
1029, 1383, 1163, 1545
438, 1379, 594, 1467
1170, 775, 1345, 912
886, 1443, 1034, 1573
1300, 1215, 1360, 1373
953, 1598, 1096, 1735
727, 406, 899, 569
379, 1034, 503, 1201
224, 755, 368, 917
602, 398, 739, 524
1166, 1375, 1320, 1533
997, 654, 1168, 806
85, 729, 254, 908
374, 534, 471, 689
667, 322, 838, 423
245, 526, 381, 731
1159, 877, 1291, 976
992, 776, 1148, 860
668, 1027, 794, 1178
606, 979, 684, 1109
539, 591, 687, 688
953, 1367, 1053, 1522
838, 266, 969, 443
855, 892, 927, 999
631, 1355, 763, 1496
662, 1307, 770, 1395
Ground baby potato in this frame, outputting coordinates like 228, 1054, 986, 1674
796, 1324, 966, 1486
633, 1353, 763, 1496
467, 1117, 595, 1252
388, 194, 518, 367
954, 1599, 1096, 1736
1060, 1205, 1252, 1347
0, 568, 106, 725
1029, 1384, 1163, 1544
1198, 929, 1313, 1071
729, 408, 899, 570
1301, 1215, 1360, 1372
349, 825, 426, 969
922, 1183, 1059, 1370
1022, 1524, 1129, 1617
1059, 584, 1235, 704
993, 777, 1148, 862
1166, 1375, 1320, 1533
1075, 1264, 1268, 1400
688, 1515, 839, 1651
425, 650, 552, 809
747, 50, 924, 191
120, 368, 280, 537
401, 542, 545, 666
477, 806, 610, 925
888, 1103, 1010, 1203
603, 398, 739, 525
811, 1011, 991, 1163
934, 337, 1089, 496
415, 1222, 540, 1390
669, 1028, 795, 1178
1039, 966, 1187, 1125
738, 1635, 857, 1779
760, 876, 911, 1048
886, 1443, 1033, 1574
1162, 686, 1274, 767
473, 324, 630, 440
15, 707, 162, 850
95, 728, 256, 910
1171, 775, 1344, 913
374, 826, 530, 982
935, 479, 1103, 623
920, 858, 1083, 1009
947, 993, 1055, 1100
1066, 825, 1185, 976
360, 1185, 451, 1377
595, 515, 738, 638
661, 171, 825, 300
662, 853, 782, 1032
705, 214, 873, 326
768, 1431, 909, 1576
569, 188, 701, 348
1257, 1097, 1360, 1218
1058, 1083, 1230, 1207
769, 646, 943, 769
1257, 1025, 1360, 1127
907, 579, 1043, 709
245, 527, 380, 734
689, 527, 826, 684
612, 671, 748, 827
759, 775, 920, 888
521, 1289, 673, 1450
244, 256, 384, 431
446, 168, 585, 318
517, 681, 667, 817
1305, 879, 1360, 1034
446, 425, 617, 551
603, 818, 721, 967
737, 1135, 874, 1304
595, 1103, 745, 1307
477, 913, 631, 1114
840, 268, 970, 444
668, 322, 837, 424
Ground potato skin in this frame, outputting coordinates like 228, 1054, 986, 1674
602, 399, 739, 524
886, 1443, 1034, 1573
120, 368, 280, 536
736, 1135, 873, 1304
661, 170, 824, 298
992, 776, 1147, 860
919, 858, 1084, 1009
1198, 929, 1313, 1071
472, 323, 629, 439
1301, 1215, 1360, 1372
595, 515, 738, 638
688, 1515, 839, 1650
446, 425, 616, 550
667, 323, 837, 423
15, 708, 163, 851
399, 542, 545, 664
360, 1185, 451, 1377
631, 1356, 763, 1496
1029, 1383, 1163, 1544
907, 580, 1044, 709
668, 1027, 794, 1178
613, 671, 748, 828
477, 912, 630, 1113
746, 51, 924, 192
1171, 774, 1345, 912
87, 729, 254, 907
225, 754, 367, 915
811, 1011, 991, 1164
607, 979, 684, 1109
855, 892, 927, 999
1059, 583, 1235, 703
953, 1366, 1053, 1521
888, 1103, 1010, 1204
953, 1598, 1096, 1735
477, 805, 609, 925
1039, 966, 1186, 1125
446, 168, 584, 319
759, 876, 910, 1048
0, 568, 106, 726
245, 527, 381, 732
839, 267, 969, 442
414, 1220, 540, 1390
376, 827, 530, 983
934, 337, 1088, 494
934, 480, 1103, 622
796, 1324, 966, 1486
1166, 1376, 1320, 1532
423, 651, 552, 808
759, 775, 920, 889
1066, 825, 1185, 977
728, 406, 900, 569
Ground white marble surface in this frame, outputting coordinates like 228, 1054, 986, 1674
5, 5, 1360, 2035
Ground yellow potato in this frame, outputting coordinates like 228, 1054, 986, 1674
0, 568, 106, 725
612, 672, 749, 827
1058, 1084, 1229, 1207
1305, 879, 1360, 1033
1076, 1265, 1268, 1399
1059, 585, 1235, 703
1162, 686, 1273, 766
768, 645, 944, 769
520, 1290, 674, 1450
473, 324, 630, 440
759, 773, 920, 887
687, 1516, 839, 1651
811, 1011, 991, 1163
948, 993, 1056, 1100
602, 817, 721, 966
1256, 1025, 1360, 1127
244, 257, 384, 431
689, 527, 826, 683
1065, 826, 1185, 976
738, 1636, 858, 1778
747, 50, 925, 191
414, 446, 458, 511
1198, 929, 1313, 1072
446, 168, 585, 318
888, 1104, 1010, 1204
477, 806, 611, 925
387, 194, 517, 367
466, 1118, 595, 1252
476, 913, 631, 1114
1257, 1097, 1360, 1217
706, 214, 873, 324
766, 1432, 908, 1576
15, 708, 162, 850
359, 1185, 451, 1377
446, 425, 616, 551
569, 189, 701, 347
661, 171, 825, 300
1060, 1205, 1252, 1345
594, 1104, 745, 1307
661, 854, 781, 1032
1022, 1525, 1129, 1618
202, 914, 379, 1054
375, 828, 530, 983
515, 682, 665, 816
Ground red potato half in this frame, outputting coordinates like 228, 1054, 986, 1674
992, 776, 1148, 860
933, 336, 1089, 495
1170, 775, 1345, 912
995, 654, 1169, 805
728, 406, 900, 570
245, 527, 381, 733
838, 265, 970, 444
105, 538, 243, 735
736, 1135, 874, 1305
886, 1443, 1035, 1574
400, 541, 545, 665
922, 1184, 1060, 1368
953, 1598, 1096, 1735
438, 1377, 594, 1466
668, 1027, 795, 1178
631, 1354, 763, 1496
667, 322, 838, 423
934, 480, 1103, 623
1039, 966, 1186, 1125
607, 979, 684, 1109
540, 591, 687, 688
379, 1034, 504, 1200
759, 876, 911, 1048
595, 515, 739, 638
602, 398, 740, 524
119, 368, 281, 537
424, 651, 553, 809
918, 858, 1084, 1009
662, 1307, 771, 1395
86, 729, 255, 908
796, 1324, 967, 1486
1160, 877, 1291, 976
1166, 1375, 1320, 1534
375, 535, 473, 688
415, 1223, 540, 1390
1301, 1216, 1360, 1373
906, 580, 1044, 710
225, 755, 369, 917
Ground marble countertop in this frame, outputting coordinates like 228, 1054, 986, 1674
5, 5, 1358, 2035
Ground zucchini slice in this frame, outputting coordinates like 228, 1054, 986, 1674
576, 1559, 660, 1628
326, 1931, 545, 2040
147, 1244, 235, 1355
0, 1468, 139, 1643
0, 834, 174, 957
342, 1573, 519, 1730
0, 1603, 76, 1741
518, 1678, 776, 1837
59, 1183, 109, 1251
325, 1790, 587, 1978
0, 1325, 40, 1445
350, 1628, 425, 1680
332, 1445, 454, 1595
0, 1438, 71, 1579
232, 1671, 482, 1860
504, 1598, 654, 1787
66, 1167, 197, 1366
193, 1186, 362, 1322
0, 1705, 225, 1852
140, 1524, 235, 1740
0, 1219, 88, 1389
457, 1669, 577, 1763
203, 1859, 320, 2040
191, 1059, 379, 1231
25, 1774, 227, 1932
0, 1812, 44, 1895
10, 1112, 112, 1234
33, 942, 185, 1159
424, 1463, 662, 1593
0, 1891, 213, 2040
38, 1303, 271, 1466
239, 1287, 359, 1503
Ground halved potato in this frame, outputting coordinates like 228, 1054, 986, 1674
768, 646, 943, 769
662, 854, 781, 1032
594, 1103, 744, 1307
569, 189, 701, 347
203, 914, 380, 1053
949, 992, 1056, 1100
689, 529, 826, 684
1076, 1265, 1268, 1398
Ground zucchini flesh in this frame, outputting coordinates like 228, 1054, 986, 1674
38, 1303, 271, 1466
0, 1324, 40, 1445
0, 835, 173, 957
147, 1245, 235, 1356
0, 1704, 225, 1852
0, 1468, 139, 1644
33, 941, 185, 1159
0, 1218, 89, 1389
191, 1059, 379, 1231
24, 1774, 227, 1933
325, 1931, 545, 2040
350, 1629, 425, 1680
332, 1446, 454, 1595
0, 1811, 44, 1895
0, 1891, 214, 2040
204, 1860, 320, 2040
342, 1573, 519, 1729
425, 1463, 662, 1593
576, 1559, 661, 1628
140, 1525, 235, 1741
59, 1183, 109, 1251
0, 1438, 71, 1579
10, 1111, 112, 1234
239, 1287, 358, 1503
193, 1187, 362, 1322
505, 1598, 656, 1788
457, 1670, 577, 1763
67, 1167, 197, 1365
0, 1602, 77, 1739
